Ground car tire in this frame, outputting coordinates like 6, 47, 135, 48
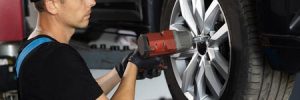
160, 0, 295, 100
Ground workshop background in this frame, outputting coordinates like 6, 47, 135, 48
0, 0, 172, 100
2, 0, 300, 100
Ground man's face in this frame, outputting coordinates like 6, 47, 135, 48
57, 0, 95, 29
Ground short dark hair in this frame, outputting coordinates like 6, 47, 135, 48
33, 0, 64, 12
34, 0, 45, 12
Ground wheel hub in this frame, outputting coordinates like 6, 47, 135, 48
194, 35, 210, 55
197, 42, 207, 55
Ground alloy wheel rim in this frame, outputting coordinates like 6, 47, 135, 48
169, 0, 231, 99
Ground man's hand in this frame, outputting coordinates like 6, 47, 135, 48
111, 62, 137, 100
128, 50, 163, 80
136, 68, 162, 79
115, 50, 164, 79
128, 50, 161, 70
114, 52, 132, 78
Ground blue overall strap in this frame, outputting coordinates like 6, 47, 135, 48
15, 37, 53, 78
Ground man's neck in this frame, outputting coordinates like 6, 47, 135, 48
29, 13, 75, 44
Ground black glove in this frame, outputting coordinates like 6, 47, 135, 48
128, 50, 161, 70
136, 68, 162, 79
115, 52, 132, 78
115, 50, 164, 79
129, 50, 163, 80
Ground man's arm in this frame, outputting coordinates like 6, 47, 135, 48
95, 68, 121, 94
96, 94, 109, 100
111, 62, 137, 100
95, 50, 161, 99
96, 62, 137, 100
95, 51, 133, 94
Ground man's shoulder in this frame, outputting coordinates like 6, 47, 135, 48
20, 35, 78, 56
19, 36, 81, 64
20, 36, 85, 73
37, 42, 80, 59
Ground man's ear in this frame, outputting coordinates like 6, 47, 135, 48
44, 0, 60, 14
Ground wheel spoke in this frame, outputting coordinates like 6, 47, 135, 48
193, 0, 205, 32
184, 92, 195, 100
170, 16, 190, 31
192, 0, 197, 13
194, 0, 205, 20
209, 24, 228, 47
195, 58, 208, 100
203, 56, 222, 97
173, 16, 185, 25
182, 52, 199, 92
204, 0, 220, 32
179, 0, 198, 35
170, 0, 181, 25
207, 46, 229, 79
171, 49, 196, 59
171, 58, 185, 88
211, 51, 229, 79
170, 24, 190, 31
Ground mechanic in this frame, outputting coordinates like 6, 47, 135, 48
16, 0, 162, 100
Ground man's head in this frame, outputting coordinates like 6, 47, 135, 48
31, 0, 96, 29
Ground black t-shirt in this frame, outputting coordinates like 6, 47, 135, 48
18, 35, 103, 100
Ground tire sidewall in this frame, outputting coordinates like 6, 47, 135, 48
219, 0, 258, 99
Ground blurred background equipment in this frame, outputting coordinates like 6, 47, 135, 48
0, 0, 25, 99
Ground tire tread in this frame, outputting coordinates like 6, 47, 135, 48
239, 0, 294, 100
